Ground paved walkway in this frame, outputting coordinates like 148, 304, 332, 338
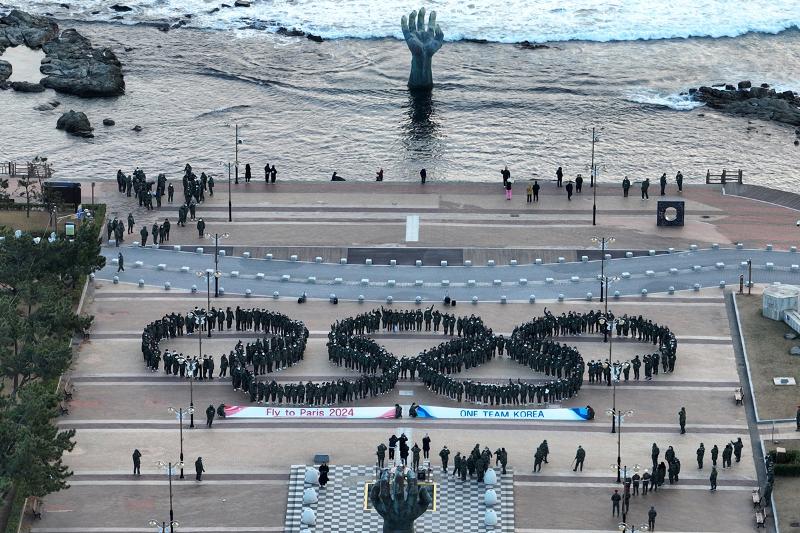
100, 245, 800, 301
26, 181, 793, 532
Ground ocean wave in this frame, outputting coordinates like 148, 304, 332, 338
9, 0, 800, 43
625, 90, 705, 111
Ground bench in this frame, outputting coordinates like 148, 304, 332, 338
734, 387, 743, 405
751, 488, 761, 506
62, 377, 74, 400
755, 506, 766, 528
58, 399, 69, 416
28, 496, 43, 520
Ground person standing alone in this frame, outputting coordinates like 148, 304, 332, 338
648, 506, 657, 531
195, 457, 205, 481
132, 449, 142, 476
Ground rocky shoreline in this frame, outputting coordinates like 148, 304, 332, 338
690, 81, 800, 128
0, 9, 124, 97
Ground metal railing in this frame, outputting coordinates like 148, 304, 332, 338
706, 169, 743, 184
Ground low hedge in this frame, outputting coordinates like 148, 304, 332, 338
773, 463, 800, 477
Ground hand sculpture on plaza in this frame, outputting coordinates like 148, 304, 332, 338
370, 469, 432, 532
401, 7, 444, 89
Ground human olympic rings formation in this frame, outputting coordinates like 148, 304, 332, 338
139, 306, 677, 406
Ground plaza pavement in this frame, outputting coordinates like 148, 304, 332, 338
30, 181, 795, 532
34, 288, 761, 533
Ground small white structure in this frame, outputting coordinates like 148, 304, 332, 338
302, 487, 318, 504
300, 508, 316, 526
762, 285, 800, 321
304, 467, 319, 485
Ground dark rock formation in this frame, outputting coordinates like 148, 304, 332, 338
102, 118, 115, 126
0, 10, 125, 98
0, 10, 59, 49
277, 26, 305, 37
34, 100, 59, 111
40, 28, 125, 97
132, 124, 142, 132
0, 59, 10, 82
56, 109, 93, 137
11, 81, 45, 92
306, 33, 323, 43
517, 40, 549, 50
110, 4, 132, 12
693, 82, 800, 127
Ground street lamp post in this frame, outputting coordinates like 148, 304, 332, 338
226, 162, 233, 222
234, 123, 239, 184
177, 332, 200, 429
155, 461, 181, 525
607, 407, 634, 482
587, 127, 602, 225
167, 406, 192, 479
205, 233, 229, 298
618, 522, 648, 532
149, 520, 179, 533
591, 236, 615, 302
196, 270, 222, 330
598, 316, 626, 432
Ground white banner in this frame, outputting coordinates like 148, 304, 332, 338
224, 405, 590, 421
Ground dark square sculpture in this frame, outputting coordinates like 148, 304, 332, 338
657, 200, 685, 227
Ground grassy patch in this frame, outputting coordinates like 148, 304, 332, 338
4, 489, 26, 533
736, 291, 800, 420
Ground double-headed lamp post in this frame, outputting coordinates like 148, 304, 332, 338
154, 460, 182, 531
149, 519, 179, 533
167, 407, 192, 479
590, 236, 615, 302
196, 270, 222, 330
606, 408, 635, 482
176, 353, 199, 428
619, 523, 648, 533
610, 463, 641, 521
205, 232, 230, 298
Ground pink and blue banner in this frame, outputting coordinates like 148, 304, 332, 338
224, 405, 590, 421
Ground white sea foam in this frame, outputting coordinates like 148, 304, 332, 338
626, 89, 706, 111
13, 0, 800, 43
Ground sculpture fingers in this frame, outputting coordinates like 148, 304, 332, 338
416, 7, 426, 34
434, 23, 444, 43
408, 10, 418, 31
427, 11, 437, 34
401, 14, 410, 37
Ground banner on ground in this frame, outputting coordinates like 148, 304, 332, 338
224, 405, 590, 421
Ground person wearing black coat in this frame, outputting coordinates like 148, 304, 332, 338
132, 449, 142, 475
195, 457, 205, 481
206, 404, 215, 428
319, 463, 330, 487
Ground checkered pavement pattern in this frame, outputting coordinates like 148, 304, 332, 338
284, 464, 514, 532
